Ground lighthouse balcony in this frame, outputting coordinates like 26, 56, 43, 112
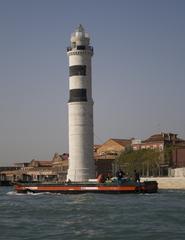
67, 46, 93, 52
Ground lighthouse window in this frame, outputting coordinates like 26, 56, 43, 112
69, 65, 86, 76
69, 89, 87, 102
77, 45, 86, 50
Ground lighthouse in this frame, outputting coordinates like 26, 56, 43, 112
66, 25, 95, 181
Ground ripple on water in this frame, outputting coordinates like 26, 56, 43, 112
0, 188, 185, 240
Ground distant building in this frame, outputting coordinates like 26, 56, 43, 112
1, 133, 185, 182
52, 153, 69, 180
0, 153, 69, 183
173, 145, 185, 168
132, 132, 185, 175
132, 132, 183, 151
0, 167, 20, 183
95, 138, 133, 176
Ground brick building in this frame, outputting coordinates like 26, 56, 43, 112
132, 132, 185, 175
132, 132, 183, 151
172, 145, 185, 168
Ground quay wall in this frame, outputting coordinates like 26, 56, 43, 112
141, 177, 185, 189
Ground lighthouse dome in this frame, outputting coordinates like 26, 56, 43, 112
71, 24, 90, 46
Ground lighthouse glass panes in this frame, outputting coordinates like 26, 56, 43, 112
67, 25, 95, 182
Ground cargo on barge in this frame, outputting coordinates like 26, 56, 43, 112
15, 180, 158, 194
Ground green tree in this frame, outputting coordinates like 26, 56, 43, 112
116, 148, 161, 177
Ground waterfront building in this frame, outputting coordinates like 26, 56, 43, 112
131, 132, 183, 151
1, 133, 185, 183
0, 153, 69, 183
94, 139, 133, 176
132, 132, 185, 175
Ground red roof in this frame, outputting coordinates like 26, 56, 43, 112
142, 132, 184, 143
143, 134, 165, 143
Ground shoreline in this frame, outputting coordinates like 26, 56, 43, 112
1, 177, 185, 190
141, 177, 185, 189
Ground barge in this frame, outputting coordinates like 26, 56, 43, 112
15, 180, 158, 194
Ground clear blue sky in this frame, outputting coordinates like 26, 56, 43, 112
0, 0, 185, 166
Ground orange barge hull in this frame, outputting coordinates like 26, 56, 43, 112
15, 181, 158, 194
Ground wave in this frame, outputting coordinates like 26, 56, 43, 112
6, 191, 25, 196
6, 191, 65, 196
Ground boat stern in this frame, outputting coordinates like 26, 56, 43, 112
142, 181, 158, 193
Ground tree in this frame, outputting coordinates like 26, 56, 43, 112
116, 148, 161, 177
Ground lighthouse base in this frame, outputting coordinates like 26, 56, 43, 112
67, 167, 95, 182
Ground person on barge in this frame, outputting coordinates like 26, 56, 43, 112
134, 170, 140, 182
116, 169, 125, 183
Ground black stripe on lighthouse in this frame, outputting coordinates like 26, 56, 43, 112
69, 65, 86, 76
69, 89, 87, 102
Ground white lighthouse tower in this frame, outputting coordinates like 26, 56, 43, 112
67, 25, 95, 182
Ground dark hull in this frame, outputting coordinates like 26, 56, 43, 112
0, 180, 13, 186
15, 181, 158, 194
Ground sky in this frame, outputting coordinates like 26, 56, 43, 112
0, 0, 185, 166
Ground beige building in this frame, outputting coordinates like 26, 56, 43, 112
0, 153, 69, 183
95, 138, 133, 176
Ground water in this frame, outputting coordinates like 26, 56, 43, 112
0, 187, 185, 240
